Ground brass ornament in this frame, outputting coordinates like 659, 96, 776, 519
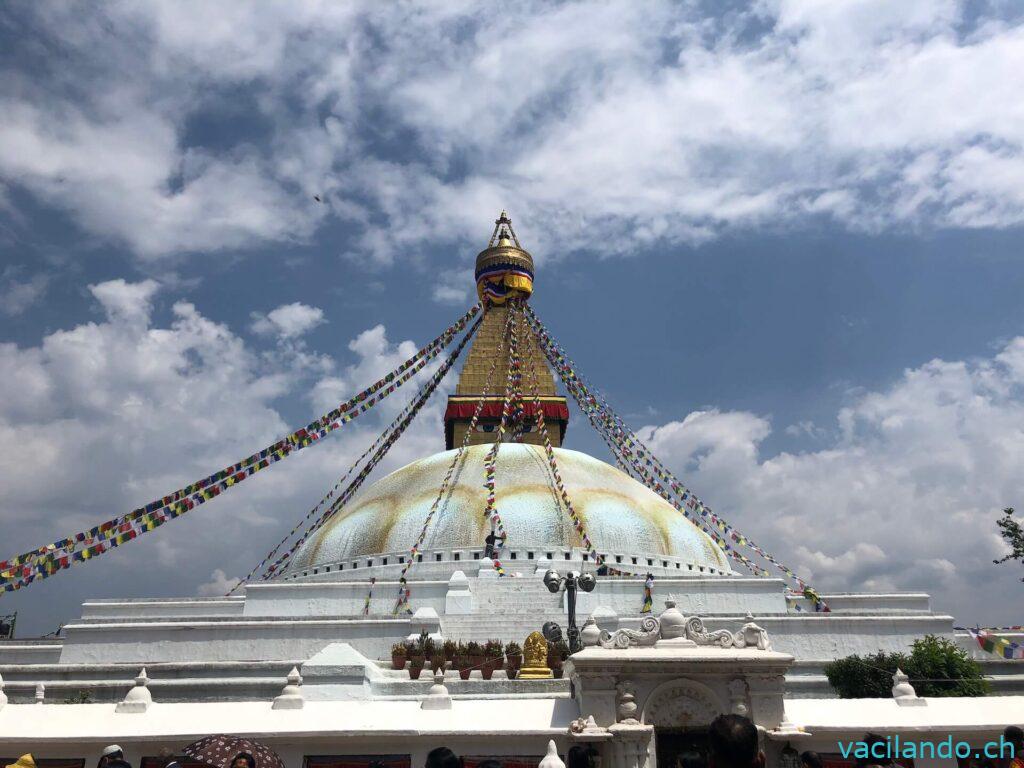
518, 630, 553, 679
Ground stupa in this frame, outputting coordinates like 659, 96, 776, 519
0, 213, 1021, 768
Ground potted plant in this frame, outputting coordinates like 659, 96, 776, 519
431, 650, 446, 673
455, 642, 472, 680
422, 634, 436, 659
391, 641, 408, 670
408, 642, 426, 680
483, 639, 503, 679
467, 641, 484, 674
547, 639, 569, 679
505, 641, 522, 678
443, 639, 457, 661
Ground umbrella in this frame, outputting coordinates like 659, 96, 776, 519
181, 736, 285, 768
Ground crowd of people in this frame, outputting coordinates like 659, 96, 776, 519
4, 746, 258, 768
4, 719, 1023, 768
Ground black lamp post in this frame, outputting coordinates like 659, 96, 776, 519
543, 569, 596, 653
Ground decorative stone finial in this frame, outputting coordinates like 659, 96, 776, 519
766, 712, 811, 740
615, 680, 639, 724
272, 666, 304, 710
569, 715, 612, 741
655, 599, 696, 648
34, 683, 45, 704
421, 669, 452, 710
538, 740, 566, 768
580, 618, 601, 648
891, 668, 926, 706
116, 668, 152, 713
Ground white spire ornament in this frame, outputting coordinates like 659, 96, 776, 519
272, 667, 304, 710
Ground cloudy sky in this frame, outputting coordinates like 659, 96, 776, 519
2, 0, 1024, 635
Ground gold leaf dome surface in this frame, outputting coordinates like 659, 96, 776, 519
286, 444, 731, 573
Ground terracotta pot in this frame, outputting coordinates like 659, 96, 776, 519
553, 667, 564, 679
506, 653, 522, 669
391, 653, 406, 670
480, 663, 494, 680
455, 660, 471, 680
505, 662, 518, 680
408, 658, 425, 679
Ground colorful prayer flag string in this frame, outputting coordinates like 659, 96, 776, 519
969, 628, 1024, 660
393, 302, 514, 613
1, 305, 482, 594
524, 304, 827, 607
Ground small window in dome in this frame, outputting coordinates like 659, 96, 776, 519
528, 551, 535, 559
647, 559, 653, 566
546, 552, 553, 559
688, 564, 693, 571
326, 566, 331, 573
564, 552, 571, 560
510, 552, 517, 560
473, 551, 480, 559
631, 557, 638, 565
399, 557, 405, 564
353, 562, 358, 569
662, 561, 668, 568
699, 566, 705, 572
367, 560, 373, 567
339, 564, 344, 571
454, 553, 461, 561
436, 553, 442, 562
582, 553, 589, 561
382, 558, 388, 566
417, 554, 423, 562
675, 563, 680, 569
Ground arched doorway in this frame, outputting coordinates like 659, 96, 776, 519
641, 679, 725, 768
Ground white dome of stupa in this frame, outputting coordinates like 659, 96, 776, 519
284, 443, 732, 575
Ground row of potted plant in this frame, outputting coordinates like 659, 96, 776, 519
390, 633, 570, 679
392, 636, 522, 679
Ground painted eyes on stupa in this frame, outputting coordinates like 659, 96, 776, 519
474, 423, 537, 433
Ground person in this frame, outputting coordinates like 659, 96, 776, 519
568, 746, 590, 768
6, 755, 37, 768
231, 754, 256, 768
425, 748, 460, 768
855, 733, 893, 768
676, 750, 705, 768
100, 746, 131, 768
483, 529, 506, 559
158, 749, 181, 768
1004, 726, 1024, 768
800, 752, 823, 768
707, 714, 764, 768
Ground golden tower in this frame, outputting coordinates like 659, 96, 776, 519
443, 212, 569, 449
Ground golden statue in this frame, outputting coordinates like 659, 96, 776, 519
518, 631, 553, 679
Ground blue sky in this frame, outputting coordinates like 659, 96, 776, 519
2, 1, 1024, 635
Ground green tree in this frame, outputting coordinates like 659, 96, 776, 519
824, 635, 988, 698
994, 507, 1024, 580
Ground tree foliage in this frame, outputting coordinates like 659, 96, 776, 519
824, 635, 988, 698
994, 507, 1024, 580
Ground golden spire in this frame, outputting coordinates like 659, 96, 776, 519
443, 213, 568, 449
475, 211, 534, 304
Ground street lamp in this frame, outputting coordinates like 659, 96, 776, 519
542, 569, 596, 653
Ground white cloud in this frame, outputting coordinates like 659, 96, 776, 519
251, 302, 326, 338
638, 338, 1024, 622
1, 2, 1022, 262
196, 568, 241, 597
0, 278, 454, 633
0, 268, 49, 316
